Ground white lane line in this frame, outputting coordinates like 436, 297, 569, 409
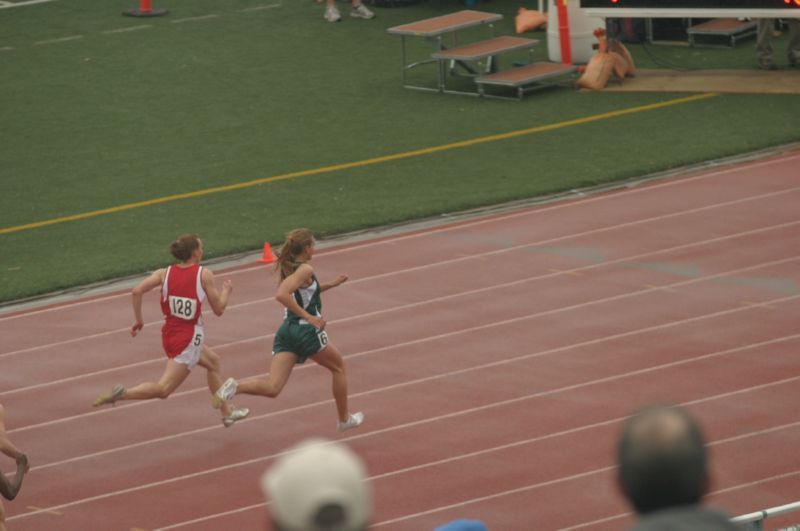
153, 414, 800, 529
237, 3, 280, 12
13, 374, 800, 523
2, 184, 798, 358
101, 25, 152, 34
292, 151, 800, 261
0, 0, 60, 8
2, 152, 798, 322
18, 329, 800, 475
5, 243, 798, 432
156, 375, 800, 531
169, 14, 218, 23
376, 466, 800, 529
34, 35, 83, 45
3, 243, 797, 398
7, 258, 800, 432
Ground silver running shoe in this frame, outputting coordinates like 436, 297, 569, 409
350, 3, 375, 19
213, 377, 238, 409
93, 384, 126, 408
223, 407, 250, 428
337, 411, 364, 432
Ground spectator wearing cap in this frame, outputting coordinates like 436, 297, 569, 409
262, 438, 372, 531
617, 403, 738, 530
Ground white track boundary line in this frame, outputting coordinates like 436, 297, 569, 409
229, 153, 800, 270
101, 25, 152, 34
14, 328, 800, 506
0, 0, 59, 8
12, 369, 800, 523
156, 416, 800, 530
376, 467, 800, 529
34, 35, 82, 45
2, 153, 797, 322
3, 230, 797, 399
235, 151, 800, 265
1, 187, 797, 359
7, 249, 799, 431
237, 3, 280, 12
169, 14, 219, 23
27, 333, 800, 473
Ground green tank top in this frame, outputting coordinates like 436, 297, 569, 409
284, 274, 322, 324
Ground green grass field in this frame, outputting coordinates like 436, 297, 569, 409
1, 0, 799, 304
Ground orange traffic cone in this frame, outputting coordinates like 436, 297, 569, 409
257, 243, 275, 264
123, 0, 167, 17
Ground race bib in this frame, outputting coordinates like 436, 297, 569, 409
317, 330, 329, 347
168, 295, 197, 320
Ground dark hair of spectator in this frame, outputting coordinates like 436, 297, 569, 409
617, 404, 708, 514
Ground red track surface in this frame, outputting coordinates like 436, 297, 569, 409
1, 147, 799, 531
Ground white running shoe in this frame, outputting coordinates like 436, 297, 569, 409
337, 411, 364, 432
213, 377, 238, 409
93, 384, 126, 407
324, 5, 341, 22
350, 3, 375, 19
223, 407, 249, 428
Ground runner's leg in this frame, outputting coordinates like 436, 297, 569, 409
236, 351, 297, 398
310, 343, 349, 423
198, 345, 232, 417
121, 360, 191, 400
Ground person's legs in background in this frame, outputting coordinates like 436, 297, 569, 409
756, 18, 777, 70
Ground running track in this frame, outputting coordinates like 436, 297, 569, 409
1, 147, 799, 530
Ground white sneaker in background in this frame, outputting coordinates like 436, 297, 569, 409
350, 3, 375, 19
325, 5, 342, 22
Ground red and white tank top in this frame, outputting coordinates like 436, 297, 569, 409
160, 264, 207, 328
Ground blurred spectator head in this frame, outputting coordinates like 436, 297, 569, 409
617, 403, 709, 515
262, 438, 372, 531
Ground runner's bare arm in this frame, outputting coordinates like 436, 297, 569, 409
130, 269, 165, 336
201, 268, 232, 316
0, 454, 27, 501
320, 275, 348, 292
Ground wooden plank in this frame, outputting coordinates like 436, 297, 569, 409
432, 36, 539, 61
687, 18, 756, 36
387, 10, 502, 37
476, 62, 577, 88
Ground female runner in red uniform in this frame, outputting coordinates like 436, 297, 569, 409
93, 234, 249, 428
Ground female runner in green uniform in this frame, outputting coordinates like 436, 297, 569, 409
214, 228, 363, 432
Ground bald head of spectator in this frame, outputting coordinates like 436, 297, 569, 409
617, 404, 709, 515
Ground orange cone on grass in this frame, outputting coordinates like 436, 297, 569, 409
123, 0, 168, 17
257, 243, 275, 264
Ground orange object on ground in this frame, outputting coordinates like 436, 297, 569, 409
515, 8, 547, 34
257, 243, 275, 264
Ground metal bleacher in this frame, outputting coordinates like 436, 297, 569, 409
387, 10, 577, 100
